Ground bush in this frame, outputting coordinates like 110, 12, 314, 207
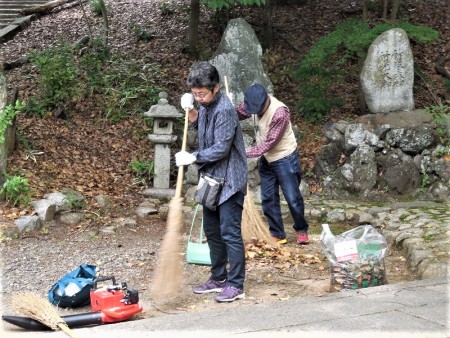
25, 41, 164, 121
129, 159, 154, 186
29, 43, 80, 113
91, 0, 107, 17
425, 101, 450, 144
0, 100, 24, 144
0, 174, 32, 206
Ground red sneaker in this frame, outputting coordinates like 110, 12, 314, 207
297, 232, 309, 245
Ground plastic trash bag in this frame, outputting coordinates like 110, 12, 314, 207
320, 224, 388, 291
320, 224, 387, 265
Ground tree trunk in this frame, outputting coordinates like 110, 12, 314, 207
99, 0, 109, 49
262, 0, 273, 50
78, 0, 93, 42
382, 0, 389, 20
20, 0, 76, 15
189, 0, 200, 58
435, 52, 450, 80
362, 0, 368, 21
390, 0, 401, 23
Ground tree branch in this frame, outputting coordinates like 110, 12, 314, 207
434, 53, 450, 80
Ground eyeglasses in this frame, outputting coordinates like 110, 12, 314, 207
191, 90, 211, 99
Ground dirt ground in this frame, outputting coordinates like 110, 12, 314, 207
0, 0, 428, 322
1, 207, 416, 321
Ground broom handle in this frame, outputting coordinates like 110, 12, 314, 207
224, 76, 229, 95
57, 323, 80, 338
174, 107, 190, 198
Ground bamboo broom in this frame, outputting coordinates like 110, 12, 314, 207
10, 292, 80, 338
151, 107, 190, 299
224, 76, 275, 246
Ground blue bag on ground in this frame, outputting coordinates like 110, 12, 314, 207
48, 264, 97, 308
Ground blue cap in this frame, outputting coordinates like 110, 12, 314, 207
244, 84, 267, 114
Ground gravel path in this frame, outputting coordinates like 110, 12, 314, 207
2, 197, 447, 326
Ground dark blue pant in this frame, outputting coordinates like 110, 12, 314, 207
202, 191, 245, 289
259, 151, 309, 239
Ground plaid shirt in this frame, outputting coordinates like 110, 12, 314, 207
192, 91, 248, 204
236, 100, 290, 158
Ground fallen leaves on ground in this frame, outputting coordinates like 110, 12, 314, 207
245, 239, 322, 271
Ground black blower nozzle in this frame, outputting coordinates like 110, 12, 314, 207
2, 312, 103, 331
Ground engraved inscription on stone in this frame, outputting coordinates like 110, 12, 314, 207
361, 28, 415, 114
377, 50, 407, 88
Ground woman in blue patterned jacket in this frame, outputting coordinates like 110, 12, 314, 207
176, 61, 248, 303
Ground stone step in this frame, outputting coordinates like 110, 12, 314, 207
0, 1, 49, 3
0, 0, 52, 30
0, 13, 19, 19
0, 9, 21, 12
0, 5, 34, 9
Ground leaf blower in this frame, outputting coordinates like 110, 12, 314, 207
2, 276, 143, 330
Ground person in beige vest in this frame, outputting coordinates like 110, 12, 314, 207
236, 83, 309, 245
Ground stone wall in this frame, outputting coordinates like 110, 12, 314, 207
315, 110, 449, 200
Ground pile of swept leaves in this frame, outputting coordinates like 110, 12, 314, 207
245, 239, 323, 271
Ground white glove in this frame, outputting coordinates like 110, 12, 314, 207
175, 150, 196, 166
181, 93, 194, 110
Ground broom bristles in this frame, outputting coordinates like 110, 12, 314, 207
10, 292, 79, 338
242, 187, 276, 245
151, 196, 185, 299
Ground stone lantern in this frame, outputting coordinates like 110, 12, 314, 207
143, 92, 183, 199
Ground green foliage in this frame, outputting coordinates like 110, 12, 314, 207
394, 22, 440, 43
434, 145, 450, 157
420, 163, 431, 188
25, 39, 163, 122
0, 100, 24, 144
16, 133, 33, 150
78, 38, 110, 92
91, 0, 106, 16
29, 43, 81, 113
78, 39, 164, 121
22, 97, 46, 118
158, 1, 175, 16
129, 23, 155, 42
305, 169, 314, 178
424, 101, 450, 144
64, 191, 86, 210
0, 174, 32, 206
130, 159, 154, 185
445, 79, 450, 92
201, 0, 265, 10
295, 19, 441, 122
102, 59, 164, 121
423, 234, 434, 242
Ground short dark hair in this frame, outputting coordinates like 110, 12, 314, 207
186, 61, 220, 90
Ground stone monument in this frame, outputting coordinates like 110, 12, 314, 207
143, 92, 183, 199
209, 18, 273, 105
315, 29, 449, 199
360, 28, 415, 113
